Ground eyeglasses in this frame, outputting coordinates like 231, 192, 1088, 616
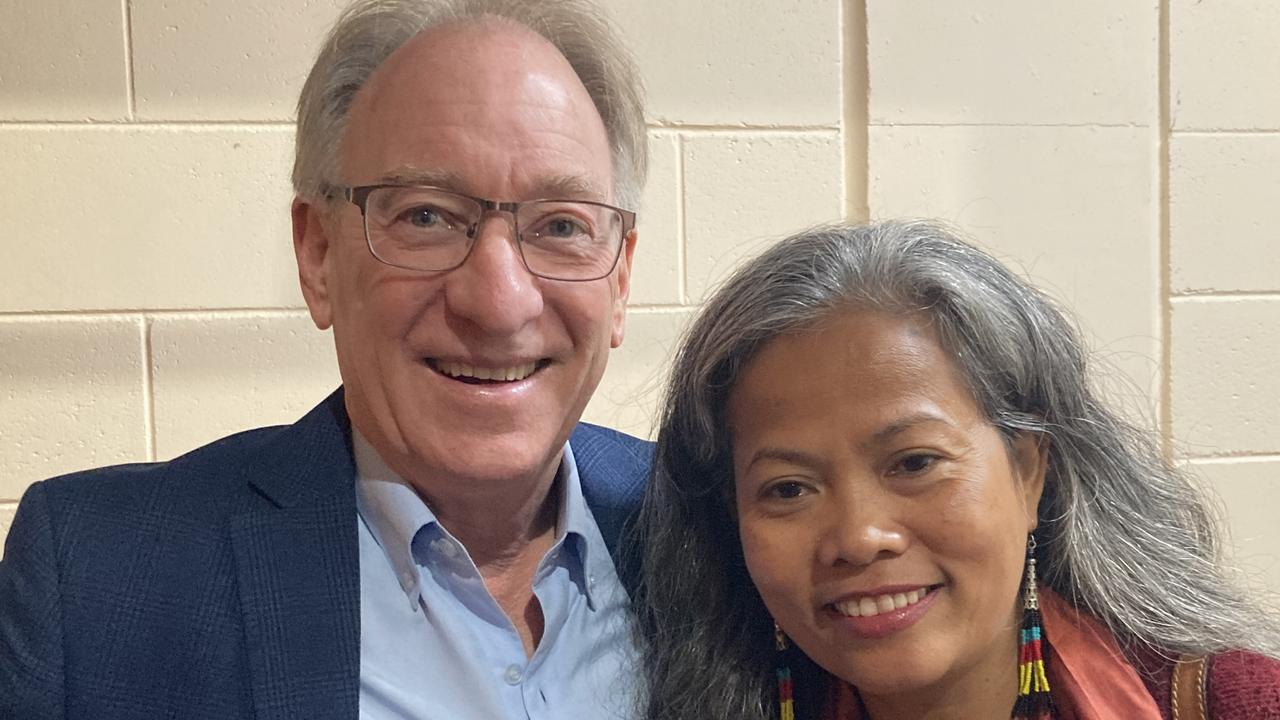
336, 184, 636, 282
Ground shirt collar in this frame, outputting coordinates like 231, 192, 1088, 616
353, 430, 605, 606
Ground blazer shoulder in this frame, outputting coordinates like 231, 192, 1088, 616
38, 422, 291, 514
570, 422, 654, 507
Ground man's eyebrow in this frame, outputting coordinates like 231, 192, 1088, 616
374, 168, 607, 202
529, 174, 608, 202
377, 167, 464, 188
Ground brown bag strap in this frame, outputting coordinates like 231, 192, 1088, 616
1170, 654, 1209, 720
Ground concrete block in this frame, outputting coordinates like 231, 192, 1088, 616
0, 126, 301, 312
0, 0, 128, 119
1171, 299, 1280, 456
131, 0, 347, 119
601, 0, 840, 126
1170, 134, 1280, 292
869, 125, 1159, 399
630, 133, 681, 306
1191, 459, 1280, 600
583, 309, 693, 439
1172, 0, 1280, 130
0, 317, 146, 499
150, 313, 341, 459
0, 504, 14, 560
869, 0, 1156, 125
683, 132, 844, 302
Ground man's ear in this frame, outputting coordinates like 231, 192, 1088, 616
1011, 431, 1049, 533
610, 228, 637, 349
292, 198, 335, 330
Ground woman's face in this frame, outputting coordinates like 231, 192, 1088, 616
728, 310, 1046, 704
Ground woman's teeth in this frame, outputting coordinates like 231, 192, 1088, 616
833, 587, 929, 618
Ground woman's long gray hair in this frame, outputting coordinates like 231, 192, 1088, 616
634, 219, 1280, 720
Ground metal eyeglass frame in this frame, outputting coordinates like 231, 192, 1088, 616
336, 184, 637, 282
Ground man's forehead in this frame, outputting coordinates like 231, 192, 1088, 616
359, 18, 582, 109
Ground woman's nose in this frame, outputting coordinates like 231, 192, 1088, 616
814, 490, 908, 568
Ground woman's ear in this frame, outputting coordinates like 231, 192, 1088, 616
1011, 432, 1049, 532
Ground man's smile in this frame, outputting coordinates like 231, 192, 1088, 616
425, 358, 552, 384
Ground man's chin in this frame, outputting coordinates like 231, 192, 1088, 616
404, 431, 566, 487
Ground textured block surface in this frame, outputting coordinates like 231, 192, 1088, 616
583, 309, 693, 439
1192, 459, 1280, 597
0, 317, 146, 499
0, 0, 128, 119
0, 127, 301, 312
1170, 134, 1280, 292
630, 132, 681, 306
683, 132, 844, 301
1171, 0, 1280, 129
1171, 299, 1280, 457
150, 313, 341, 459
869, 125, 1159, 395
131, 0, 347, 119
869, 0, 1156, 125
602, 0, 841, 126
0, 505, 14, 560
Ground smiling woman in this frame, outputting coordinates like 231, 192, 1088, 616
634, 220, 1280, 720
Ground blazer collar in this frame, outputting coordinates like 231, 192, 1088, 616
232, 387, 360, 719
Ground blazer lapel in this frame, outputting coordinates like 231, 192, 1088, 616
230, 391, 360, 719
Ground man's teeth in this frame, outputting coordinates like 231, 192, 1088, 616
435, 361, 538, 382
833, 588, 929, 618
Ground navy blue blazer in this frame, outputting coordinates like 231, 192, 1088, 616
0, 389, 653, 719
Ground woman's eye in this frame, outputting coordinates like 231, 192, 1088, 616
895, 453, 938, 475
766, 481, 808, 500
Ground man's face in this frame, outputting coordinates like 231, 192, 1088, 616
294, 21, 633, 493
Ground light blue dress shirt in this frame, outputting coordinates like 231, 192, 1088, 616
355, 433, 638, 719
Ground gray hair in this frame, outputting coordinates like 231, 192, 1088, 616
635, 219, 1280, 720
292, 0, 648, 210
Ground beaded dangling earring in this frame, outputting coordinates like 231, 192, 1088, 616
1013, 534, 1054, 720
775, 622, 795, 720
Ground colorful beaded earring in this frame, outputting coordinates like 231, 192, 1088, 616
775, 622, 795, 720
1013, 534, 1054, 720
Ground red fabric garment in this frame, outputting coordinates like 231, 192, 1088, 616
818, 588, 1280, 719
1128, 644, 1280, 719
1038, 588, 1163, 720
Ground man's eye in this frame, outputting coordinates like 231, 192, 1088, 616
540, 216, 590, 239
398, 206, 452, 229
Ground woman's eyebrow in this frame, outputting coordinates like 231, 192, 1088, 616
864, 411, 953, 448
744, 447, 824, 473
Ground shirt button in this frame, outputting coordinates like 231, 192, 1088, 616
432, 539, 460, 559
588, 575, 597, 590
504, 664, 524, 685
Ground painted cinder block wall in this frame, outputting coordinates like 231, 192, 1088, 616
2, 1, 1278, 599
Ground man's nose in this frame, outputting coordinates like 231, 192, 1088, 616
814, 488, 908, 568
443, 216, 544, 333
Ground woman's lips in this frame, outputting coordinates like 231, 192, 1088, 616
825, 585, 941, 640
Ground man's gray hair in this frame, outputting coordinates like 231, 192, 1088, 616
292, 0, 648, 210
635, 219, 1280, 719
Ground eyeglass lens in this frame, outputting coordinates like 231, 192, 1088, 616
362, 186, 624, 280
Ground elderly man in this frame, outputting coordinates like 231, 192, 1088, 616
0, 1, 650, 717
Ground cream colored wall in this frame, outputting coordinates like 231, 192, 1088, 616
0, 1, 1276, 598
